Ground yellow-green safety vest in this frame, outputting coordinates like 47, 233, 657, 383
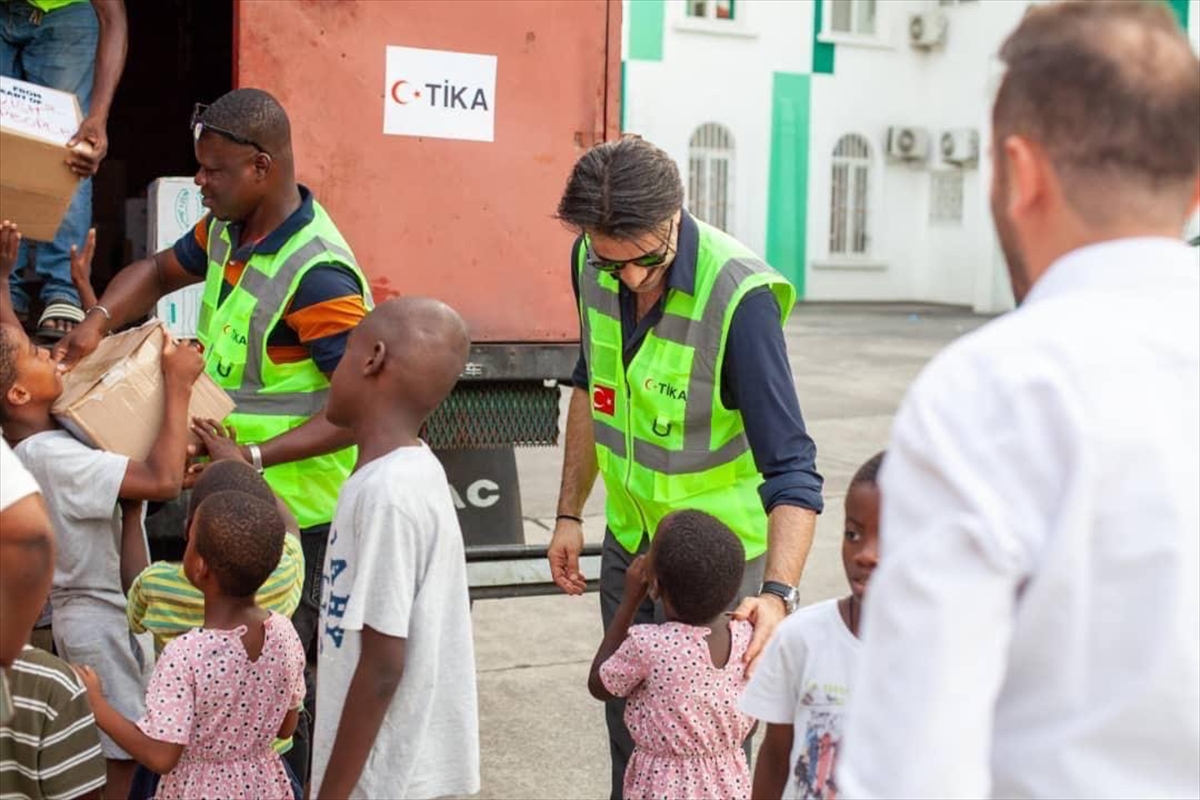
196, 202, 372, 530
26, 0, 87, 12
577, 218, 796, 560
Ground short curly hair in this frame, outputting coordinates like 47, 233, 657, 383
850, 451, 886, 488
187, 459, 276, 520
196, 88, 292, 155
0, 326, 19, 415
192, 490, 285, 598
651, 510, 745, 625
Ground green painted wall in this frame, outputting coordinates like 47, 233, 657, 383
812, 0, 835, 75
1164, 0, 1189, 29
628, 0, 665, 62
620, 60, 627, 131
766, 73, 811, 299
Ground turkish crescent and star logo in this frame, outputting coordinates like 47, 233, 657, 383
388, 77, 491, 111
593, 385, 616, 417
383, 46, 497, 143
390, 79, 421, 105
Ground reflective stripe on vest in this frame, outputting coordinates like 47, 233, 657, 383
198, 206, 371, 529
209, 225, 358, 417
581, 257, 775, 472
577, 219, 796, 557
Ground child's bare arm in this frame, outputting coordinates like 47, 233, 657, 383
588, 554, 650, 701
70, 228, 99, 310
314, 625, 406, 800
73, 665, 184, 775
118, 499, 148, 595
277, 706, 300, 740
751, 723, 794, 800
119, 338, 204, 501
0, 222, 23, 329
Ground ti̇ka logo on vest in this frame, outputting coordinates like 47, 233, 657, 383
214, 324, 247, 378
643, 377, 687, 402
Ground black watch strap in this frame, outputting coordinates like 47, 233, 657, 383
760, 580, 797, 610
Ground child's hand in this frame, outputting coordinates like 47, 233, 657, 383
191, 417, 246, 464
0, 221, 21, 280
622, 554, 651, 604
182, 460, 209, 490
72, 664, 104, 705
161, 337, 205, 389
69, 228, 98, 309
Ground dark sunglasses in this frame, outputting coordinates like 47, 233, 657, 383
190, 103, 270, 155
587, 219, 676, 274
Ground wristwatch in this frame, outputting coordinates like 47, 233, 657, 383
247, 443, 265, 473
759, 580, 799, 614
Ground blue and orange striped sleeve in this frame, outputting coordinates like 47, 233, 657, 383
283, 264, 369, 374
171, 214, 213, 277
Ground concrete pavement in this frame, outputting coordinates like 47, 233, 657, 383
472, 303, 992, 799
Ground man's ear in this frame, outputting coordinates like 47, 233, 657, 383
253, 152, 273, 180
1003, 134, 1053, 223
364, 341, 387, 378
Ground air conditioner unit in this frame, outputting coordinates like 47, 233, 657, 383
886, 126, 930, 163
909, 11, 948, 49
940, 128, 979, 166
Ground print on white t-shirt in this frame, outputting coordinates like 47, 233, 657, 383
739, 598, 858, 800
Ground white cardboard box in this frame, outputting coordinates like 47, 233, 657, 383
147, 178, 206, 339
0, 76, 83, 241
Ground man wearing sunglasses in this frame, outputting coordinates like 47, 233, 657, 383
53, 87, 371, 785
548, 136, 824, 798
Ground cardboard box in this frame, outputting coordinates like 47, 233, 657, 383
53, 320, 236, 461
0, 76, 83, 242
148, 177, 207, 339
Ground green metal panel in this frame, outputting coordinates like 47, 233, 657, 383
766, 73, 811, 298
1164, 0, 1189, 29
620, 60, 627, 131
812, 0, 835, 75
628, 0, 665, 61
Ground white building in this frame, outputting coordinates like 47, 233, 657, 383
622, 0, 1200, 313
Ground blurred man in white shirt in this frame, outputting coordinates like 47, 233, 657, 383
839, 2, 1200, 798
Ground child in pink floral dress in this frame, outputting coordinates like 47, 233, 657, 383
589, 510, 756, 800
76, 490, 305, 800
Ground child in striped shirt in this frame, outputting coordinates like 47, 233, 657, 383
0, 645, 107, 800
125, 456, 304, 654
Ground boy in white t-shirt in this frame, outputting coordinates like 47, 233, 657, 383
311, 297, 479, 800
740, 451, 885, 800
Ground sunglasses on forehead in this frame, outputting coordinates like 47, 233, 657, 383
190, 103, 270, 155
586, 218, 676, 274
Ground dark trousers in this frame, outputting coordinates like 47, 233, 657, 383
598, 529, 765, 800
285, 523, 332, 788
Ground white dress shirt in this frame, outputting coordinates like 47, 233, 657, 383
839, 238, 1200, 799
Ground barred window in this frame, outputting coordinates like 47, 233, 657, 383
930, 171, 965, 225
830, 133, 872, 256
688, 123, 735, 234
827, 0, 877, 36
687, 0, 736, 20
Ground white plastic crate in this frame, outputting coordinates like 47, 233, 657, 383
147, 178, 205, 339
